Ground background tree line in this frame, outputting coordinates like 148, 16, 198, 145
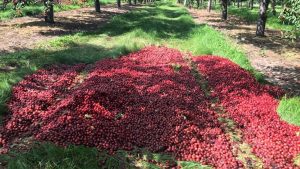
178, 0, 299, 39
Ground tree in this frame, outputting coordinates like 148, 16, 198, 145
196, 0, 200, 8
128, 0, 132, 5
248, 0, 254, 9
117, 0, 121, 7
44, 0, 54, 23
208, 0, 212, 12
134, 0, 137, 5
271, 0, 276, 15
256, 0, 270, 36
184, 0, 188, 6
95, 0, 100, 12
221, 0, 228, 20
280, 0, 300, 40
1, 0, 9, 9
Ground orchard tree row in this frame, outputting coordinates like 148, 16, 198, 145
1, 0, 299, 38
179, 0, 299, 38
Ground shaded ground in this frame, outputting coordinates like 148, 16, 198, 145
0, 5, 132, 54
189, 8, 300, 96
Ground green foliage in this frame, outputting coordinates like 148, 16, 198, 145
280, 0, 300, 40
277, 96, 300, 126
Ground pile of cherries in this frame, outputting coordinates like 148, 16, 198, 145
194, 56, 300, 168
1, 46, 299, 168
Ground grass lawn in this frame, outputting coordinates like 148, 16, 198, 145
0, 1, 299, 168
0, 0, 114, 21
278, 96, 300, 126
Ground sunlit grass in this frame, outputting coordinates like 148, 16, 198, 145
278, 96, 300, 126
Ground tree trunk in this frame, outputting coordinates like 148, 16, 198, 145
271, 0, 276, 15
128, 0, 132, 5
196, 0, 200, 8
249, 0, 253, 9
44, 0, 54, 23
184, 0, 188, 6
237, 0, 240, 7
134, 0, 137, 5
207, 0, 212, 12
221, 0, 228, 20
256, 0, 270, 36
117, 0, 121, 7
95, 0, 100, 12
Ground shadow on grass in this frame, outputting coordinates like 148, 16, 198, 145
17, 3, 196, 40
16, 6, 126, 37
91, 5, 196, 39
14, 3, 196, 40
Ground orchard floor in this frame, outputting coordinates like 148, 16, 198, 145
189, 8, 300, 96
0, 5, 131, 54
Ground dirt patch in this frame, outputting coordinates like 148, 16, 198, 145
0, 5, 133, 54
189, 8, 300, 96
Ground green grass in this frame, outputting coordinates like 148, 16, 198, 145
0, 142, 211, 168
0, 0, 114, 21
1, 143, 102, 169
277, 96, 300, 126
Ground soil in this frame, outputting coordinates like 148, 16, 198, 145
189, 8, 300, 96
0, 5, 132, 54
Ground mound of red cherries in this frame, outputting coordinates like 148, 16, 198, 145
194, 56, 300, 168
0, 46, 299, 168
